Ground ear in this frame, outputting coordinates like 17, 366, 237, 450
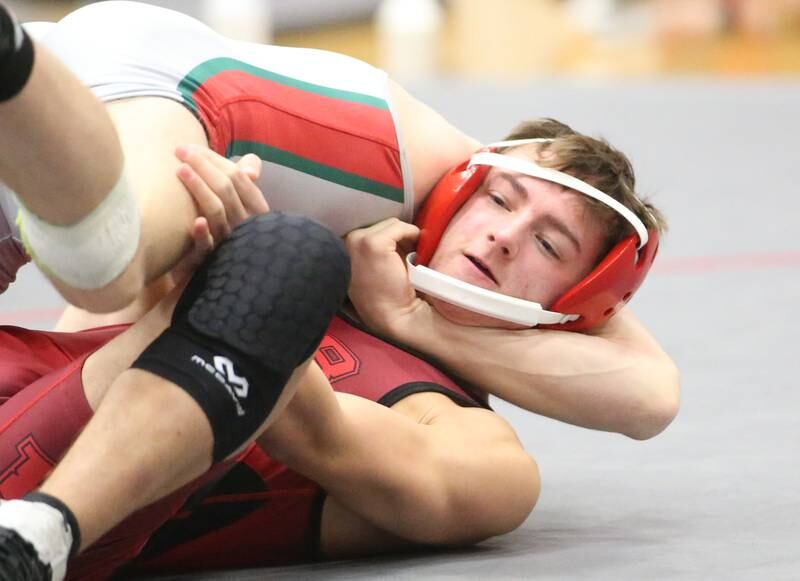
544, 230, 659, 331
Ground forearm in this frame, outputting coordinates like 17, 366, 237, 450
398, 307, 680, 439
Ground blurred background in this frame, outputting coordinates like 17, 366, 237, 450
2, 6, 800, 577
9, 0, 800, 79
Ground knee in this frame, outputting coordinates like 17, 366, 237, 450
132, 213, 350, 462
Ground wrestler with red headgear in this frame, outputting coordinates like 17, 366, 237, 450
0, 118, 670, 579
410, 137, 660, 331
0, 2, 675, 445
0, 3, 677, 578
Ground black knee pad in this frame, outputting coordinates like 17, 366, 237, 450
132, 213, 350, 461
0, 4, 34, 102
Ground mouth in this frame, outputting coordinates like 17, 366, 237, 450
464, 253, 498, 285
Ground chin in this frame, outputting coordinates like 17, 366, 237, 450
427, 296, 528, 330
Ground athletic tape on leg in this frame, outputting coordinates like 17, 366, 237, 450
16, 165, 141, 289
133, 213, 351, 461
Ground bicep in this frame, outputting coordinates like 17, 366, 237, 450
322, 398, 540, 544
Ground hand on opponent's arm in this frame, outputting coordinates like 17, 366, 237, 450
345, 218, 680, 440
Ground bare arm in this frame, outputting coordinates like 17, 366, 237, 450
346, 219, 681, 441
259, 365, 540, 546
401, 305, 680, 440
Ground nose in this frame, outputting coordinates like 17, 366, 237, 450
487, 220, 524, 259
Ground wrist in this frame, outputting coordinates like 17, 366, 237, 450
393, 301, 456, 358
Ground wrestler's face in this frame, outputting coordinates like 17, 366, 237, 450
427, 150, 607, 329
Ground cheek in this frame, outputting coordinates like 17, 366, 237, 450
513, 253, 565, 306
429, 209, 485, 266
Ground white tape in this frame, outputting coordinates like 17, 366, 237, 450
17, 166, 140, 289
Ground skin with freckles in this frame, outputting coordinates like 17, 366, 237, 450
427, 148, 607, 329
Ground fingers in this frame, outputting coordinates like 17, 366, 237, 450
239, 153, 262, 180
177, 146, 247, 227
234, 154, 269, 214
171, 217, 214, 286
176, 145, 268, 218
189, 217, 214, 259
345, 218, 420, 257
177, 162, 231, 242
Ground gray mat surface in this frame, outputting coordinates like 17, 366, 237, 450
1, 78, 798, 579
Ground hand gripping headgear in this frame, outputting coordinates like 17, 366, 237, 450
407, 139, 659, 331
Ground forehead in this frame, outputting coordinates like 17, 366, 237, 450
480, 166, 592, 220
481, 145, 596, 209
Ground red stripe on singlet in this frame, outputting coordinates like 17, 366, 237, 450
193, 70, 402, 189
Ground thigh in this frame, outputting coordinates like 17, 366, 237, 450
108, 96, 209, 283
0, 324, 232, 580
42, 96, 209, 311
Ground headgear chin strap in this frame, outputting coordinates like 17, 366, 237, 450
409, 139, 660, 331
406, 252, 578, 326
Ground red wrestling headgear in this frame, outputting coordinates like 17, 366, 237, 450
408, 140, 659, 331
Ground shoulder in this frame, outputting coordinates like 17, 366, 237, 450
387, 81, 480, 206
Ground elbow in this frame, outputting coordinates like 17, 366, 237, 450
422, 457, 541, 546
624, 361, 681, 441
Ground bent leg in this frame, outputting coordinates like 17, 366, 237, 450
0, 326, 237, 580
0, 36, 207, 312
40, 213, 350, 552
0, 18, 123, 224
45, 97, 209, 313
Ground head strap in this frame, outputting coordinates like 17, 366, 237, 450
469, 152, 648, 249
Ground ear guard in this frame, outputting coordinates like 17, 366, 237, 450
408, 144, 659, 331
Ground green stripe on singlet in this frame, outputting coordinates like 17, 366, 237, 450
228, 141, 404, 204
178, 57, 390, 113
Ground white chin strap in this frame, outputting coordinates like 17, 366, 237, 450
407, 252, 577, 326
406, 139, 648, 327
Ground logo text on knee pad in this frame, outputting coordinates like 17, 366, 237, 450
191, 354, 250, 417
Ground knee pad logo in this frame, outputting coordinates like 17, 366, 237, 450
190, 354, 250, 416
213, 356, 249, 398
